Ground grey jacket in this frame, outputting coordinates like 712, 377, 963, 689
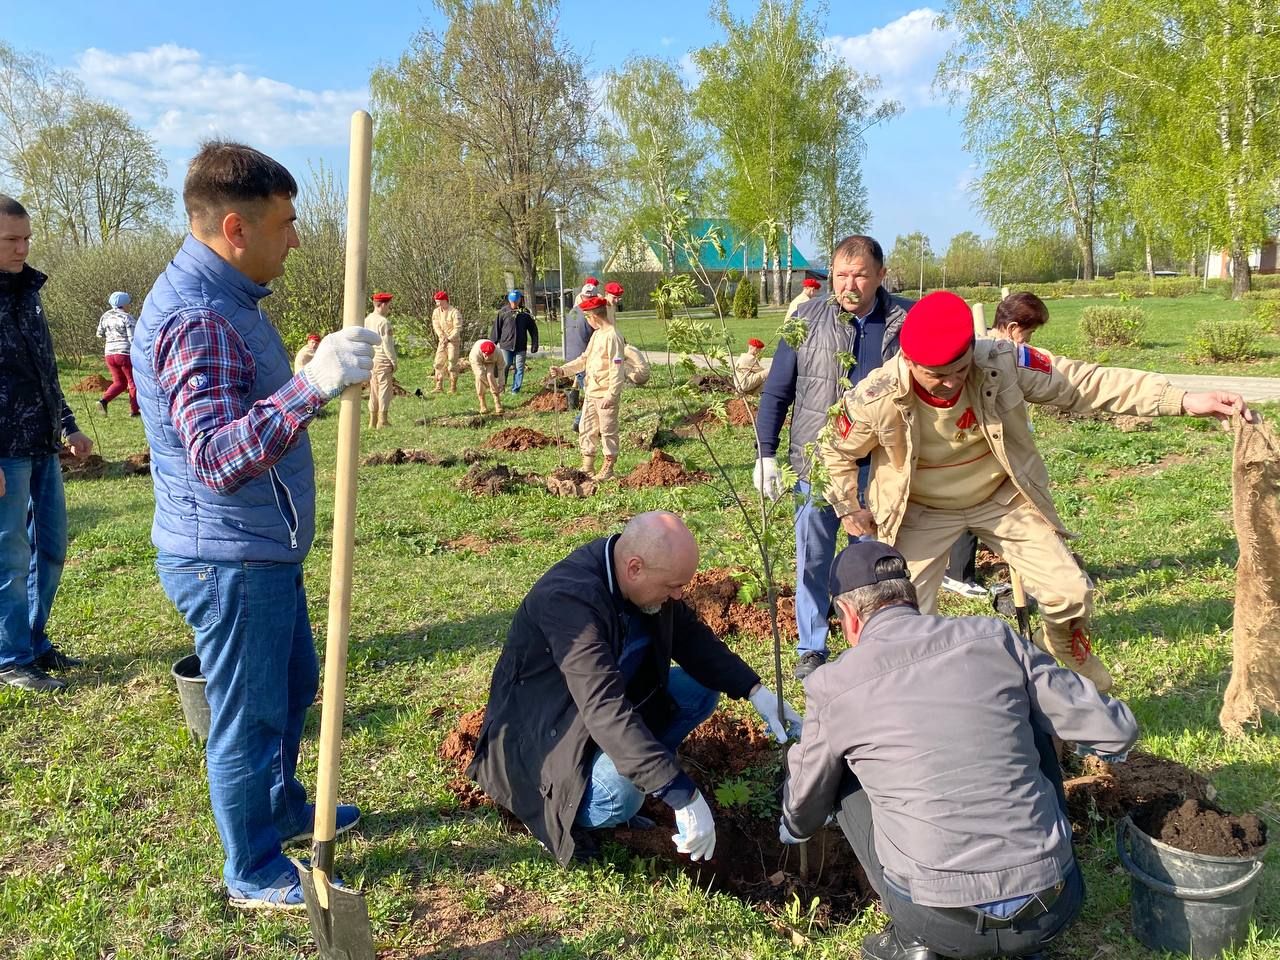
788, 288, 907, 480
782, 605, 1137, 908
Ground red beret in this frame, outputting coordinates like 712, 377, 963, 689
747, 338, 765, 349
434, 291, 448, 301
372, 292, 393, 303
580, 295, 608, 312
479, 339, 496, 356
604, 281, 624, 296
585, 276, 599, 286
900, 291, 975, 367
802, 278, 821, 289
306, 332, 321, 343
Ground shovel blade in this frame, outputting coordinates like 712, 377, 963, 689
295, 858, 375, 960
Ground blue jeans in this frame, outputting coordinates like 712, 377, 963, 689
0, 454, 66, 669
575, 667, 719, 829
794, 479, 841, 656
501, 349, 527, 392
156, 555, 319, 891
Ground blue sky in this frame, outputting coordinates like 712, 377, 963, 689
5, 0, 981, 263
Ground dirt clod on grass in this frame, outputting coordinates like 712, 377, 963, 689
526, 389, 569, 412
1062, 751, 1215, 834
484, 427, 564, 451
1133, 795, 1266, 857
457, 463, 526, 496
58, 450, 107, 479
71, 373, 111, 392
689, 371, 734, 393
544, 467, 597, 498
672, 408, 718, 438
619, 449, 708, 489
438, 709, 491, 810
363, 448, 450, 466
684, 568, 798, 642
1114, 415, 1154, 433
725, 397, 758, 426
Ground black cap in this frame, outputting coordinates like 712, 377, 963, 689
828, 540, 909, 616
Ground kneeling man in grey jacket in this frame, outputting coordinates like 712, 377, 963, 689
780, 541, 1138, 960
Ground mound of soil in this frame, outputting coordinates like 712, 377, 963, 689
363, 448, 447, 466
391, 378, 409, 398
672, 408, 719, 438
485, 427, 564, 451
71, 373, 111, 392
1133, 795, 1266, 857
439, 708, 870, 924
725, 397, 758, 426
544, 467, 597, 498
457, 463, 526, 496
122, 451, 151, 476
1062, 751, 1214, 832
527, 389, 569, 413
689, 371, 734, 393
685, 569, 798, 642
619, 449, 709, 489
58, 451, 107, 480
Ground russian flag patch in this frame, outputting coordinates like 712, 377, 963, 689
836, 411, 854, 438
1017, 344, 1052, 374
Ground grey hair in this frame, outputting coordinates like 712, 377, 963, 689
834, 557, 917, 621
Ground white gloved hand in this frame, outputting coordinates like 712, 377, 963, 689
779, 818, 808, 844
671, 791, 716, 862
752, 456, 784, 500
749, 685, 804, 742
303, 327, 381, 398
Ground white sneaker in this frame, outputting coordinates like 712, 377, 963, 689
942, 576, 988, 599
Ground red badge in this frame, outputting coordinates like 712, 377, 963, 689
1018, 344, 1052, 374
836, 411, 854, 438
956, 408, 977, 431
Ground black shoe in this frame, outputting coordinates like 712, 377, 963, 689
0, 663, 68, 691
569, 825, 602, 864
793, 650, 828, 680
96, 399, 108, 415
861, 923, 936, 960
33, 646, 83, 671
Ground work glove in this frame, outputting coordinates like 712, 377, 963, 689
671, 791, 716, 862
749, 685, 803, 743
752, 456, 784, 500
779, 818, 808, 845
303, 327, 381, 398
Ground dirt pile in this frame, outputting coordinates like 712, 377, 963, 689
457, 463, 526, 496
689, 371, 734, 393
725, 397, 757, 426
544, 467, 597, 498
485, 427, 563, 451
1133, 796, 1266, 857
71, 373, 111, 392
619, 449, 709, 489
672, 408, 719, 438
122, 451, 151, 476
391, 378, 410, 397
58, 451, 107, 479
1062, 751, 1214, 832
437, 709, 491, 810
684, 569, 798, 641
363, 448, 453, 466
526, 389, 569, 413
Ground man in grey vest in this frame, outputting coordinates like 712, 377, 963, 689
133, 142, 378, 911
752, 236, 908, 678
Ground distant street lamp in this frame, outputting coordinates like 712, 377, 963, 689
555, 208, 565, 359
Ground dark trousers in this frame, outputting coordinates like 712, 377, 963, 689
836, 728, 1082, 958
946, 530, 979, 582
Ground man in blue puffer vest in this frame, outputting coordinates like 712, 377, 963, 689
133, 141, 380, 911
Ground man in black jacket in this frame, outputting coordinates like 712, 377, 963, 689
470, 511, 802, 865
491, 289, 538, 393
0, 195, 93, 691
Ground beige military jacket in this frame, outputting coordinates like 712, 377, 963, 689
819, 339, 1187, 544
433, 305, 462, 344
733, 351, 766, 394
559, 325, 627, 400
365, 311, 398, 365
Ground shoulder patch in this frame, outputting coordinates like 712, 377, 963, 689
836, 410, 854, 438
1017, 344, 1052, 374
858, 371, 897, 401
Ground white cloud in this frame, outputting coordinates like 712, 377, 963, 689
825, 8, 956, 110
660, 36, 675, 47
75, 45, 367, 150
677, 52, 701, 88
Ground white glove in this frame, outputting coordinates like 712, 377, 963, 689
671, 791, 716, 862
749, 685, 804, 743
779, 818, 807, 845
303, 327, 381, 398
752, 456, 784, 500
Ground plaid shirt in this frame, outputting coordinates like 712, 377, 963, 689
154, 310, 328, 493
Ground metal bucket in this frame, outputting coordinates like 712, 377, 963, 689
171, 653, 210, 744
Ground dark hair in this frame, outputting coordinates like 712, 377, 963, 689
835, 557, 917, 620
832, 235, 885, 268
994, 292, 1049, 331
0, 195, 29, 219
183, 141, 297, 231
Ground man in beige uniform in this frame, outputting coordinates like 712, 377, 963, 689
786, 277, 822, 319
550, 296, 626, 481
469, 338, 506, 414
432, 290, 462, 393
819, 291, 1253, 693
733, 337, 767, 396
365, 291, 398, 428
292, 332, 320, 374
603, 280, 624, 325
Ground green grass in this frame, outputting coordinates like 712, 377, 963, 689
609, 294, 1280, 376
2, 354, 1277, 959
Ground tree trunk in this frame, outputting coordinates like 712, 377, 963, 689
1144, 234, 1154, 282
771, 247, 782, 307
783, 230, 794, 305
760, 241, 767, 305
1080, 223, 1095, 281
1230, 242, 1252, 299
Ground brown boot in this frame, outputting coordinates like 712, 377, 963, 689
478, 398, 489, 415
1035, 624, 1113, 693
433, 381, 443, 394
493, 400, 504, 415
450, 378, 459, 394
593, 456, 617, 481
580, 454, 596, 476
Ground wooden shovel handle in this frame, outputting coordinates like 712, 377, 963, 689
314, 110, 372, 849
1010, 569, 1028, 609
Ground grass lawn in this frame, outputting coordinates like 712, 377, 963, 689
1, 353, 1277, 959
608, 293, 1280, 377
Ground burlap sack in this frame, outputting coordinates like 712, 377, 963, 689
1219, 415, 1280, 737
